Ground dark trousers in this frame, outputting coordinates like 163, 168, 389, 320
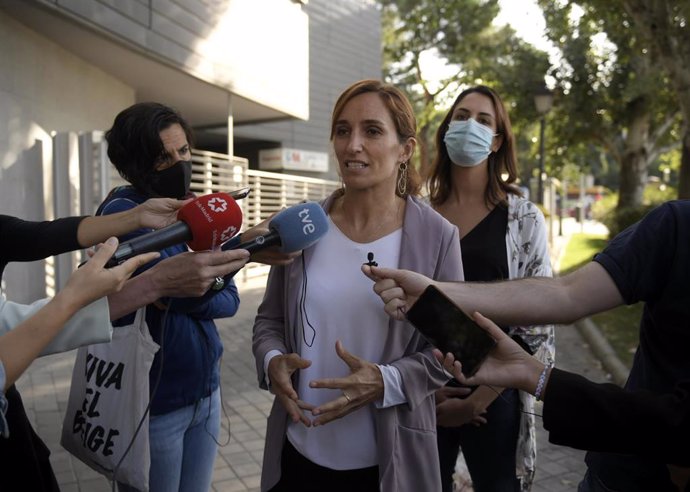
437, 387, 521, 492
269, 438, 379, 492
0, 385, 60, 492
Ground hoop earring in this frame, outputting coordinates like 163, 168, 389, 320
397, 161, 408, 196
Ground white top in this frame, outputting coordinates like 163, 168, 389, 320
286, 217, 403, 469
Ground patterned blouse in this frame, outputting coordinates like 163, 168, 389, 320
505, 194, 556, 491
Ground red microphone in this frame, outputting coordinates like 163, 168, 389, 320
105, 192, 242, 267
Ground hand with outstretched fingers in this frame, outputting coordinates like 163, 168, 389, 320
308, 340, 384, 426
62, 237, 160, 308
267, 353, 315, 427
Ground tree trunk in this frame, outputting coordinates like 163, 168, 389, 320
678, 129, 690, 199
618, 150, 648, 209
617, 98, 650, 209
417, 123, 431, 180
621, 0, 690, 198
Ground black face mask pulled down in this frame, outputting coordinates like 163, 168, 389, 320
149, 160, 192, 198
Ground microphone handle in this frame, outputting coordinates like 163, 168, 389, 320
231, 231, 282, 254
202, 231, 281, 303
105, 222, 191, 267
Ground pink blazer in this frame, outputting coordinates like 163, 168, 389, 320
252, 193, 464, 492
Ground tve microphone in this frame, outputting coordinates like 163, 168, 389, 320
222, 201, 328, 254
105, 193, 243, 267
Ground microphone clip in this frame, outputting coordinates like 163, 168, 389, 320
365, 252, 378, 267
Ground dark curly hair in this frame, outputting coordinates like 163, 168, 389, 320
105, 102, 194, 195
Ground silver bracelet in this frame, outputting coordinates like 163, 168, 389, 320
534, 364, 551, 401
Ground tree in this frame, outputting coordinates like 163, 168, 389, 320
621, 0, 690, 198
380, 0, 550, 179
537, 0, 680, 209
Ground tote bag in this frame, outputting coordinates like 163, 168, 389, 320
61, 308, 159, 490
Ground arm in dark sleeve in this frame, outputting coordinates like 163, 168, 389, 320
167, 278, 241, 318
0, 215, 85, 262
543, 368, 690, 465
593, 203, 676, 304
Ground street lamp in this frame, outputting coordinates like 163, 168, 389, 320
534, 84, 554, 205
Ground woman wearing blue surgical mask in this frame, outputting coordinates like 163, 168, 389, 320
426, 86, 555, 492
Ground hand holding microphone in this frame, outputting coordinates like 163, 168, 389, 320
105, 192, 243, 268
202, 202, 329, 293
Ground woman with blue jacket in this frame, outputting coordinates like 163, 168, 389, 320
99, 102, 240, 492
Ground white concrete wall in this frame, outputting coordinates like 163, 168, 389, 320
0, 11, 134, 302
26, 0, 310, 121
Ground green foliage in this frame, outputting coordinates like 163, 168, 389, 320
591, 304, 642, 368
558, 232, 608, 275
590, 190, 618, 222
644, 180, 677, 203
536, 0, 681, 204
601, 204, 657, 238
620, 0, 690, 199
591, 182, 677, 238
380, 0, 684, 198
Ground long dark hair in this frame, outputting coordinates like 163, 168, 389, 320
427, 85, 521, 208
105, 102, 194, 195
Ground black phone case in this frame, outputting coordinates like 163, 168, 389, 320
229, 187, 251, 200
406, 285, 496, 377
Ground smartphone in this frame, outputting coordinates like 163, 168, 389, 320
405, 285, 496, 377
229, 187, 251, 200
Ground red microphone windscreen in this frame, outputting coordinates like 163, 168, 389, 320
177, 192, 243, 251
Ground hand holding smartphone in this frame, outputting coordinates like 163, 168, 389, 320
405, 285, 496, 377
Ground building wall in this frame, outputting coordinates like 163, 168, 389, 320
0, 0, 381, 300
233, 0, 381, 181
0, 11, 134, 302
31, 0, 309, 120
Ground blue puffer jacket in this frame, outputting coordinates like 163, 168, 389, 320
97, 186, 240, 415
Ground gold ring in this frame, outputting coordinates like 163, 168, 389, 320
342, 391, 352, 403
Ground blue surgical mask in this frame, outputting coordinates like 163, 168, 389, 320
444, 119, 495, 167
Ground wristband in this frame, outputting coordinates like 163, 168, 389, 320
534, 364, 551, 401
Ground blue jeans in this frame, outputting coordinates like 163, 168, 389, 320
118, 388, 221, 492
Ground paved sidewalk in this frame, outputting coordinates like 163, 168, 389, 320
16, 217, 619, 491
17, 281, 273, 492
